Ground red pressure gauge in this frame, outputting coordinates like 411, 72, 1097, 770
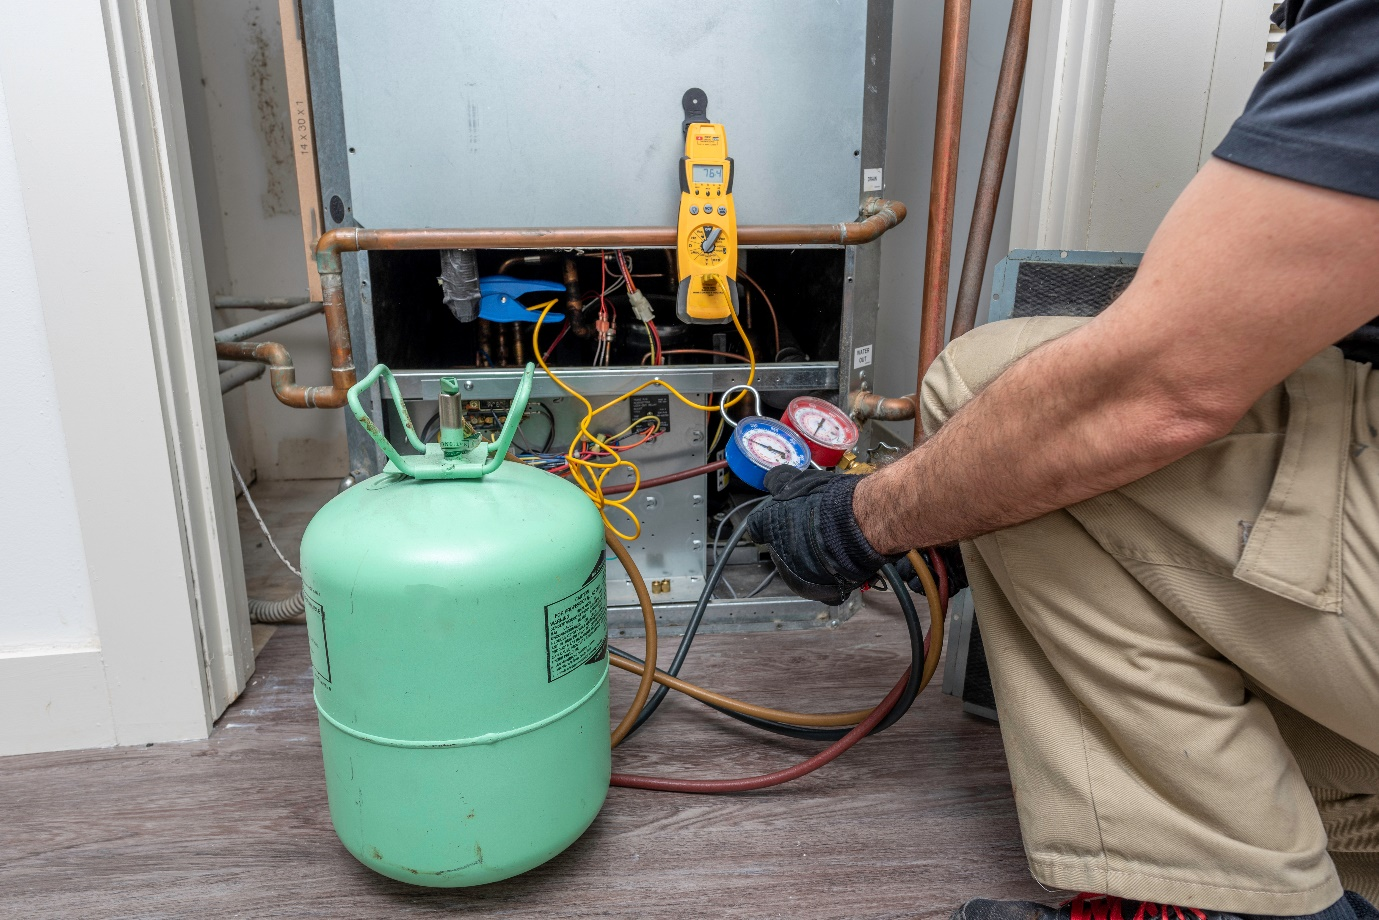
782, 396, 859, 468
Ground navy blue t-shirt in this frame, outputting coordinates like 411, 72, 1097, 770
1213, 0, 1379, 200
1213, 0, 1379, 356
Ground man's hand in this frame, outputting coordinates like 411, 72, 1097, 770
745, 467, 892, 605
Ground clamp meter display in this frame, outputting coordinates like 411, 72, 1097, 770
676, 88, 739, 325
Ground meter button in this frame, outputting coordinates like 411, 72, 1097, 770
690, 205, 699, 215
717, 206, 727, 216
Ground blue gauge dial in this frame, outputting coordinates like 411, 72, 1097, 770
726, 417, 812, 490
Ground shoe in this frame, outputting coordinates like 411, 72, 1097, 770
951, 891, 1376, 920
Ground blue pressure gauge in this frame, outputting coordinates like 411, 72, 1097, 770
726, 417, 812, 490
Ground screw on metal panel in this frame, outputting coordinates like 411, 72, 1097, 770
690, 539, 703, 550
644, 495, 659, 510
690, 429, 704, 442
463, 380, 474, 390
690, 494, 703, 505
829, 619, 840, 628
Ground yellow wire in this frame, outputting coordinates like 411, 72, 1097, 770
532, 296, 756, 539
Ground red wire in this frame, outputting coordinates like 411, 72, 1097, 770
542, 323, 570, 360
646, 349, 748, 364
647, 320, 662, 365
610, 667, 909, 793
615, 249, 638, 294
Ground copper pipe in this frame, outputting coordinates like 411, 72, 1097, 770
915, 0, 972, 442
850, 390, 918, 423
562, 256, 594, 339
240, 202, 907, 410
313, 200, 907, 272
951, 0, 1032, 342
215, 339, 350, 409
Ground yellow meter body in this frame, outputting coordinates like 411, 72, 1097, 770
676, 116, 739, 324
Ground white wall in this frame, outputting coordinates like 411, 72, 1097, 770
872, 0, 1022, 441
1010, 0, 1273, 252
177, 0, 349, 481
0, 0, 252, 756
0, 85, 101, 657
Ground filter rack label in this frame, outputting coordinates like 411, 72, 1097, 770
544, 559, 607, 683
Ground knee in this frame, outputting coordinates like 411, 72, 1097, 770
919, 316, 1089, 438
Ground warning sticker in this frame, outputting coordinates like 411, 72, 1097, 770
306, 593, 330, 684
544, 559, 608, 683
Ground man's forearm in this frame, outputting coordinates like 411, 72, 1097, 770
852, 160, 1379, 555
852, 318, 1232, 553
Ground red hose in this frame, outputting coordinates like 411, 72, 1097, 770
609, 667, 909, 793
601, 459, 729, 495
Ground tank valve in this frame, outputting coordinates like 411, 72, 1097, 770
438, 377, 477, 457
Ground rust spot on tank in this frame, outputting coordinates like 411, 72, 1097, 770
369, 847, 383, 860
466, 810, 476, 820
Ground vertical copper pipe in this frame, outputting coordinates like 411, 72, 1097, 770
916, 0, 972, 442
951, 0, 1033, 342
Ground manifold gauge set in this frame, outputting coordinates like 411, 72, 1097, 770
721, 386, 861, 489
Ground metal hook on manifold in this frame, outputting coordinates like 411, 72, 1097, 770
718, 384, 762, 430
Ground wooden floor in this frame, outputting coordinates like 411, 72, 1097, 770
1, 480, 1046, 919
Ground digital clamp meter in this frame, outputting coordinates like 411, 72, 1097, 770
676, 88, 740, 325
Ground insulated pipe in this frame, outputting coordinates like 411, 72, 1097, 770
213, 296, 313, 311
220, 362, 266, 394
950, 0, 1033, 342
914, 0, 972, 442
213, 300, 324, 343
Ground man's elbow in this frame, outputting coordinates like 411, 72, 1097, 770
1142, 387, 1246, 461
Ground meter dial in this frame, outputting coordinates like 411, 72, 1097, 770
685, 224, 728, 266
725, 417, 812, 491
782, 396, 860, 468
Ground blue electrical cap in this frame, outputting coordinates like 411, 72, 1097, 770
725, 417, 812, 491
477, 275, 567, 323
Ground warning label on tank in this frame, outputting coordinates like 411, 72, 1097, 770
305, 593, 330, 684
545, 559, 607, 683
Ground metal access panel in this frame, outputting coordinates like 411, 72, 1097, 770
327, 0, 870, 229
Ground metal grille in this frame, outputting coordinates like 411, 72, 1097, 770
1010, 261, 1138, 319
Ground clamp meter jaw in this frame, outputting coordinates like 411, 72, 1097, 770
676, 90, 739, 325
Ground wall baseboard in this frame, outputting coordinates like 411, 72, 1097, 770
0, 648, 116, 757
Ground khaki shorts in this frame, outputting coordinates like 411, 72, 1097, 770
920, 317, 1379, 914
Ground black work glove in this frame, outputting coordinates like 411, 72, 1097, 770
745, 467, 895, 606
896, 545, 969, 598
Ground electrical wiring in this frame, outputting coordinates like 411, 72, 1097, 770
643, 349, 749, 364
745, 568, 777, 597
531, 297, 756, 540
738, 270, 781, 360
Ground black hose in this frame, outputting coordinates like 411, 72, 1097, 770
620, 513, 756, 740
609, 562, 924, 742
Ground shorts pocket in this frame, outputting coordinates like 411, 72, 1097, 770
1233, 348, 1353, 613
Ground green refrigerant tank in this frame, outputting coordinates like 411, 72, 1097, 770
299, 363, 610, 887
